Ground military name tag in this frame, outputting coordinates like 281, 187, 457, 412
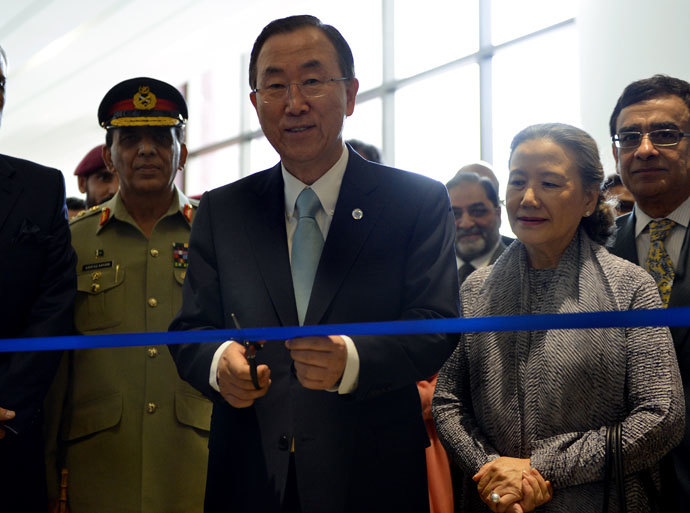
173, 242, 188, 268
83, 261, 113, 271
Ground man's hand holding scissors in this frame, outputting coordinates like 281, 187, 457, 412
216, 314, 270, 409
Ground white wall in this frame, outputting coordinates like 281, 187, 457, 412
578, 0, 690, 176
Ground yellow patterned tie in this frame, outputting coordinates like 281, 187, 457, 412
645, 219, 676, 307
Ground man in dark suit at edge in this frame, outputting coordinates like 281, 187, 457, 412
169, 15, 459, 513
608, 74, 690, 511
0, 43, 77, 512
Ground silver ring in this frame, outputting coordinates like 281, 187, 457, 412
490, 491, 501, 504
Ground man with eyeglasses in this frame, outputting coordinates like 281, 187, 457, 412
170, 14, 459, 513
446, 171, 507, 284
608, 74, 690, 511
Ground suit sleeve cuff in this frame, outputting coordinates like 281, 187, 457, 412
210, 340, 233, 392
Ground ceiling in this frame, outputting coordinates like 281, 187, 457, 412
0, 0, 319, 195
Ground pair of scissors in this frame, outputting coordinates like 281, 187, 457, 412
231, 313, 262, 390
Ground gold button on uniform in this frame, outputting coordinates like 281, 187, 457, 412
91, 271, 102, 281
147, 347, 158, 358
146, 402, 158, 414
147, 297, 158, 308
91, 283, 101, 293
150, 249, 159, 257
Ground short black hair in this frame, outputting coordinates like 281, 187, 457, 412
347, 139, 381, 163
0, 44, 6, 67
249, 15, 355, 90
66, 196, 86, 211
602, 173, 623, 191
446, 171, 499, 208
609, 74, 690, 136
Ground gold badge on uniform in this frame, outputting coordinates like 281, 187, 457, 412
173, 242, 189, 268
183, 203, 193, 223
133, 86, 157, 110
99, 207, 111, 226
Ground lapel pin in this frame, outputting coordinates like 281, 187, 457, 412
352, 208, 364, 220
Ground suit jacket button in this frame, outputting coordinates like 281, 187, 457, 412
278, 434, 290, 451
146, 402, 158, 414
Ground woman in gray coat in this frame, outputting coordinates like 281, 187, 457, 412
433, 123, 684, 512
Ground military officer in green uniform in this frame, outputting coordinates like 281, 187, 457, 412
45, 77, 211, 513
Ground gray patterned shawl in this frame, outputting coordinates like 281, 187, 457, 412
433, 229, 684, 512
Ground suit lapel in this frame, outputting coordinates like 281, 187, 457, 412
305, 152, 383, 325
611, 212, 638, 262
0, 155, 22, 235
669, 220, 690, 347
244, 164, 299, 327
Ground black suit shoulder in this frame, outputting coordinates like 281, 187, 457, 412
0, 153, 75, 338
0, 152, 63, 183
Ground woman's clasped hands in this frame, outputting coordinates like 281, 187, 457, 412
473, 457, 553, 513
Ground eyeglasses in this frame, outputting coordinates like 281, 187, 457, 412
612, 129, 690, 149
252, 77, 350, 103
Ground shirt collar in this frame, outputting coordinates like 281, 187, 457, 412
472, 238, 501, 268
97, 186, 191, 233
634, 193, 690, 237
283, 144, 349, 219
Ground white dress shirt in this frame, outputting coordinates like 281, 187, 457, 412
634, 194, 690, 270
210, 145, 360, 394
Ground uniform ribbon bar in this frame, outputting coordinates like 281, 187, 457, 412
2, 306, 689, 353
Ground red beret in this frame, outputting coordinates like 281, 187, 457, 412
74, 145, 106, 177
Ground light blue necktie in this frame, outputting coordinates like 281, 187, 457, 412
291, 188, 324, 325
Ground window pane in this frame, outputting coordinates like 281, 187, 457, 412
187, 66, 241, 151
185, 145, 240, 197
492, 0, 575, 45
343, 98, 383, 160
326, 5, 382, 92
395, 0, 479, 79
250, 135, 280, 174
492, 25, 579, 235
395, 64, 480, 183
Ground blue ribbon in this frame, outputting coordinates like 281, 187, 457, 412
2, 306, 689, 353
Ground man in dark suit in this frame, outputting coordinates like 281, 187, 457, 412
608, 74, 690, 510
0, 43, 76, 512
446, 171, 509, 284
169, 15, 459, 513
